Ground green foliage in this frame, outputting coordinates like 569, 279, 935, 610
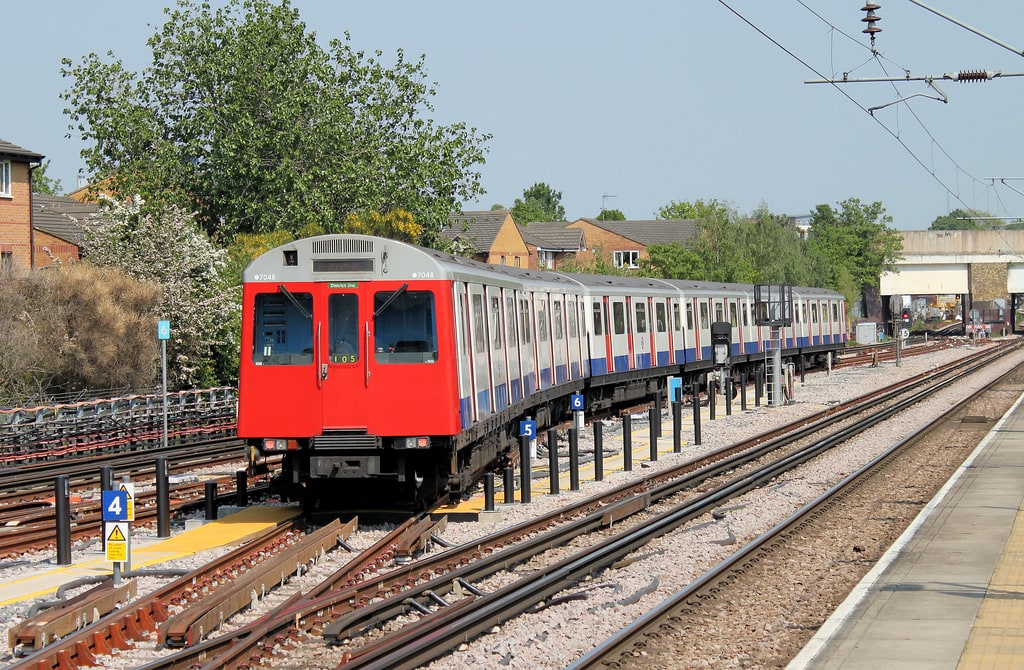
596, 208, 625, 221
806, 198, 902, 306
60, 0, 490, 246
344, 209, 422, 243
30, 161, 64, 195
558, 244, 630, 276
0, 263, 162, 404
511, 182, 565, 224
929, 208, 998, 230
82, 196, 239, 389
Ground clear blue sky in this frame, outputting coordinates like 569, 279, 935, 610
4, 1, 1023, 230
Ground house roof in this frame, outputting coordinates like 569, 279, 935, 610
521, 221, 585, 252
0, 138, 44, 162
33, 194, 103, 246
441, 210, 515, 253
575, 218, 697, 246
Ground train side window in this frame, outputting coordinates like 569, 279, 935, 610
699, 303, 709, 329
832, 303, 839, 322
328, 293, 359, 363
656, 302, 667, 332
811, 303, 819, 324
742, 304, 749, 327
729, 303, 738, 327
374, 290, 438, 363
252, 291, 313, 366
568, 302, 578, 338
491, 296, 502, 350
673, 302, 681, 332
553, 300, 564, 340
506, 296, 517, 345
471, 294, 485, 354
458, 292, 469, 356
714, 302, 724, 322
592, 301, 604, 336
537, 301, 549, 343
686, 302, 694, 331
613, 301, 626, 335
519, 298, 532, 345
635, 302, 648, 333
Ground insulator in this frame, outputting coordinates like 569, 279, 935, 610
957, 69, 990, 83
861, 3, 881, 41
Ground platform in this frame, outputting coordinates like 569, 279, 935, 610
788, 389, 1024, 669
0, 505, 301, 606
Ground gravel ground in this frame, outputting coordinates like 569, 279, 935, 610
0, 339, 1015, 668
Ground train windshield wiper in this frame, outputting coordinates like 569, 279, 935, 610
277, 284, 312, 320
374, 283, 409, 317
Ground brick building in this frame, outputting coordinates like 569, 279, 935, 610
440, 210, 531, 268
0, 138, 44, 273
566, 218, 696, 270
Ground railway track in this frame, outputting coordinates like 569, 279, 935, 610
10, 340, 1010, 669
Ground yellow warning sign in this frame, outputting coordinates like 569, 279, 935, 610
119, 483, 135, 521
107, 525, 126, 542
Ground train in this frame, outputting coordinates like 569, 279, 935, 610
237, 234, 847, 510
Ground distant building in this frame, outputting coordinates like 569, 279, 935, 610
440, 210, 530, 268
0, 138, 44, 273
566, 218, 697, 270
520, 221, 586, 270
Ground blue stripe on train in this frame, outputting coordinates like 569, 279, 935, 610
460, 396, 472, 429
555, 364, 568, 385
590, 358, 608, 376
635, 352, 652, 368
540, 367, 552, 389
524, 372, 537, 396
656, 351, 671, 366
511, 379, 523, 404
613, 354, 629, 371
476, 389, 491, 416
494, 383, 508, 412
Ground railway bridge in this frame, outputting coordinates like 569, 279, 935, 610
879, 230, 1024, 337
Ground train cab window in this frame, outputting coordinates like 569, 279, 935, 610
328, 293, 359, 363
635, 302, 648, 333
374, 290, 437, 363
656, 302, 667, 333
592, 302, 604, 336
613, 301, 626, 335
252, 291, 313, 366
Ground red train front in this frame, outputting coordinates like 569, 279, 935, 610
238, 235, 461, 509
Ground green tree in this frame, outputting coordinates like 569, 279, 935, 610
61, 0, 490, 246
929, 208, 991, 230
807, 198, 902, 306
82, 196, 239, 388
511, 183, 565, 224
596, 208, 625, 221
30, 161, 63, 195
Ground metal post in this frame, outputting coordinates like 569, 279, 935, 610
740, 368, 747, 411
623, 414, 632, 472
648, 407, 658, 462
593, 420, 604, 481
484, 473, 495, 511
653, 390, 662, 440
547, 428, 559, 495
755, 365, 763, 407
692, 378, 702, 445
205, 481, 218, 521
725, 377, 732, 416
100, 465, 113, 493
672, 385, 682, 453
519, 434, 531, 504
503, 467, 515, 504
162, 339, 168, 449
156, 456, 170, 538
568, 427, 580, 491
55, 475, 71, 565
236, 470, 247, 507
709, 378, 716, 420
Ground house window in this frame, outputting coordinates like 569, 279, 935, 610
0, 161, 11, 197
1, 251, 12, 273
613, 250, 639, 268
538, 250, 554, 269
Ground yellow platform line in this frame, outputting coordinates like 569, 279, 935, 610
957, 502, 1024, 669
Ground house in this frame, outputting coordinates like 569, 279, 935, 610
32, 194, 102, 268
440, 210, 530, 268
520, 221, 587, 270
567, 218, 697, 270
0, 138, 44, 273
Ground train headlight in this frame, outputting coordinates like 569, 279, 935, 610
263, 438, 298, 451
395, 436, 431, 449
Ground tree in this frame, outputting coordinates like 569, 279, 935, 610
60, 0, 490, 246
929, 208, 991, 230
30, 161, 63, 195
596, 208, 625, 221
806, 198, 902, 308
82, 196, 239, 389
510, 183, 565, 224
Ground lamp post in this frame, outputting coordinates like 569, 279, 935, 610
158, 320, 170, 449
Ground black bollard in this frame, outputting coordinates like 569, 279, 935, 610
484, 472, 496, 511
503, 467, 515, 504
55, 475, 72, 565
623, 414, 633, 472
205, 481, 218, 521
725, 377, 732, 416
709, 379, 716, 420
755, 366, 763, 407
568, 427, 580, 491
100, 465, 114, 493
156, 456, 170, 538
692, 378, 702, 445
594, 421, 604, 481
672, 385, 682, 453
519, 434, 531, 504
740, 368, 748, 411
653, 391, 662, 440
649, 406, 658, 462
236, 470, 248, 507
547, 428, 559, 495
800, 356, 806, 383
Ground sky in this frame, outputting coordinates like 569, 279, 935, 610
4, 1, 1024, 231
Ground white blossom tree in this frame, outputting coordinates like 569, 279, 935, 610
82, 196, 239, 389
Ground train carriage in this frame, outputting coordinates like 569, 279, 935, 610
239, 234, 847, 510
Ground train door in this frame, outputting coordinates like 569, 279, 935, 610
670, 297, 683, 364
589, 297, 611, 375
467, 284, 493, 416
728, 300, 740, 358
504, 291, 523, 404
534, 293, 553, 389
454, 283, 474, 428
565, 295, 583, 379
653, 298, 671, 366
518, 293, 536, 397
633, 298, 651, 369
698, 299, 711, 360
319, 286, 368, 431
609, 297, 629, 371
551, 295, 568, 384
684, 299, 697, 363
487, 286, 509, 411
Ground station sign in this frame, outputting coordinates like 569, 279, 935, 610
102, 490, 129, 522
104, 522, 129, 562
570, 394, 584, 411
519, 420, 537, 438
119, 483, 135, 521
